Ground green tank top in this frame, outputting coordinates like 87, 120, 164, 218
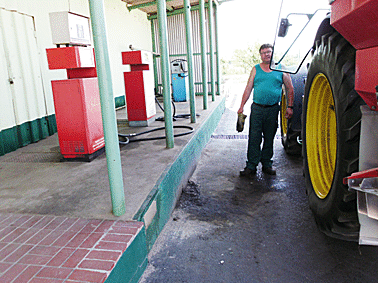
253, 64, 283, 105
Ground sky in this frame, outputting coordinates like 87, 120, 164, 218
217, 0, 330, 60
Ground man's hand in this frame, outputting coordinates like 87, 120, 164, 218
237, 106, 244, 114
285, 107, 293, 119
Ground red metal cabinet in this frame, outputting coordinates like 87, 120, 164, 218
122, 51, 156, 127
47, 47, 104, 161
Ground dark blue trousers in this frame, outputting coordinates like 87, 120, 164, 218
246, 103, 280, 170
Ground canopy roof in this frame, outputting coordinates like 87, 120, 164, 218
122, 0, 230, 15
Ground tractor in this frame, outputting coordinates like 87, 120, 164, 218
273, 0, 378, 245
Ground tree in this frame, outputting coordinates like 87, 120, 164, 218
231, 42, 262, 73
221, 42, 303, 75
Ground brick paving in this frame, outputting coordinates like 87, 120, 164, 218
0, 214, 143, 283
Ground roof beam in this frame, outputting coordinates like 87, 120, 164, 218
126, 0, 219, 14
127, 0, 175, 11
148, 2, 213, 20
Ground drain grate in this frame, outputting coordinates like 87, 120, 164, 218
211, 134, 248, 139
0, 152, 61, 163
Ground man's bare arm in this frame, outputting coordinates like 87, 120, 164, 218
238, 67, 256, 114
283, 72, 294, 119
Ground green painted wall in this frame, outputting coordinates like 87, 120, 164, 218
0, 114, 57, 156
115, 95, 126, 109
0, 94, 123, 157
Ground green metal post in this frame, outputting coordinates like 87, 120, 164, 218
151, 20, 159, 95
88, 0, 126, 216
184, 0, 197, 123
214, 3, 221, 95
157, 0, 174, 148
199, 0, 208, 109
208, 0, 215, 101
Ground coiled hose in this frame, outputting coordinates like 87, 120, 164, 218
118, 125, 194, 145
118, 95, 195, 145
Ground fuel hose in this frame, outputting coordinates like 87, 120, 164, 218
118, 125, 194, 145
118, 92, 195, 145
154, 96, 199, 121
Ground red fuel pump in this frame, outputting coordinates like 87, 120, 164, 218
122, 50, 156, 127
46, 46, 105, 161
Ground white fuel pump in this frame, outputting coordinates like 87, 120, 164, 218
170, 59, 189, 102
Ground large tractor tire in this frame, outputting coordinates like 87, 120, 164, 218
280, 90, 301, 155
302, 30, 365, 241
280, 65, 306, 156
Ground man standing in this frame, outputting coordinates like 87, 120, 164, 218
238, 44, 294, 176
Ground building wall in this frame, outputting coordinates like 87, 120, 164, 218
0, 0, 152, 156
152, 7, 217, 96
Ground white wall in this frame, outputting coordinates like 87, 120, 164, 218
0, 0, 152, 117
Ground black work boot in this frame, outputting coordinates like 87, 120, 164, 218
240, 167, 257, 177
262, 167, 276, 175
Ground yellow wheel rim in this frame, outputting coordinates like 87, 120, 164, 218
306, 73, 337, 199
281, 89, 288, 136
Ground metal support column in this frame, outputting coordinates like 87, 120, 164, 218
184, 0, 197, 123
157, 0, 174, 148
208, 0, 215, 101
88, 0, 126, 216
214, 3, 221, 95
199, 0, 208, 109
151, 20, 159, 95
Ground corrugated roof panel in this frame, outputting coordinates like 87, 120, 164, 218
122, 0, 209, 15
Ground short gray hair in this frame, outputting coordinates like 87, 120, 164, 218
259, 44, 273, 53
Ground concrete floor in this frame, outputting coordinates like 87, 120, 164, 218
0, 92, 227, 282
0, 75, 246, 282
0, 95, 223, 221
140, 106, 378, 283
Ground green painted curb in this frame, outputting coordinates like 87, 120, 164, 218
133, 97, 226, 250
105, 226, 148, 283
